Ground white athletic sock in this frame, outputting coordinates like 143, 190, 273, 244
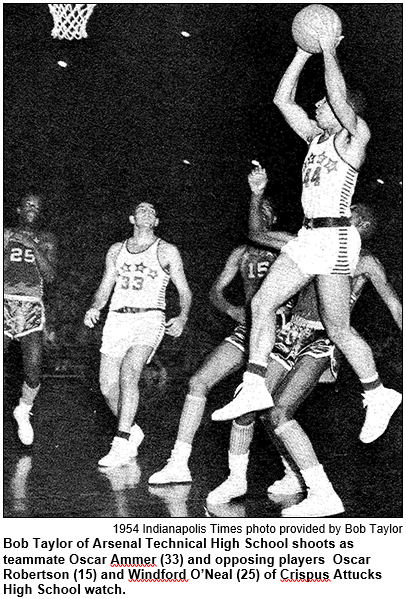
301, 464, 331, 492
177, 394, 206, 445
171, 440, 192, 466
275, 420, 319, 471
228, 452, 250, 479
229, 421, 255, 455
20, 382, 40, 407
360, 374, 383, 394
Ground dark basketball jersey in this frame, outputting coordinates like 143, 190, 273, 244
4, 236, 43, 298
239, 245, 279, 303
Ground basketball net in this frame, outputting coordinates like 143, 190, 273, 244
48, 4, 96, 40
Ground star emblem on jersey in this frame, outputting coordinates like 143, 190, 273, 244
147, 269, 158, 279
325, 159, 338, 173
121, 263, 131, 273
134, 262, 146, 273
316, 151, 327, 164
305, 152, 316, 166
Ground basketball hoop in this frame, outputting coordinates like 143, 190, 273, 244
48, 4, 96, 40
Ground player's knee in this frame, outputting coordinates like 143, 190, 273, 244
99, 377, 118, 402
267, 406, 290, 429
188, 373, 209, 397
323, 322, 349, 346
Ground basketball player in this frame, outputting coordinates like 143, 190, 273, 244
4, 193, 57, 445
212, 25, 402, 443
84, 201, 192, 468
209, 204, 402, 517
148, 167, 290, 485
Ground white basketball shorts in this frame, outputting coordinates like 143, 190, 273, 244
101, 310, 166, 363
282, 226, 361, 276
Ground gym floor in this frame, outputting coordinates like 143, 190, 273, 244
3, 351, 402, 520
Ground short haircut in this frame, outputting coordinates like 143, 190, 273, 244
20, 192, 45, 207
133, 201, 160, 218
347, 89, 367, 119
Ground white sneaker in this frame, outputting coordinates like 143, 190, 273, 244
206, 503, 246, 518
211, 373, 273, 421
129, 424, 144, 456
100, 461, 141, 490
267, 472, 303, 496
13, 404, 34, 446
360, 388, 402, 443
98, 437, 134, 468
148, 454, 192, 485
207, 476, 247, 504
281, 487, 344, 518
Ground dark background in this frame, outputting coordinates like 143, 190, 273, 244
3, 4, 402, 351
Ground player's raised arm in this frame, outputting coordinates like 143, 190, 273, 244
209, 246, 247, 325
248, 166, 269, 234
84, 242, 121, 327
319, 20, 370, 146
273, 48, 321, 142
247, 165, 294, 250
249, 229, 294, 251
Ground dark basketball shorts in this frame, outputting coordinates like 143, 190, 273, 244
270, 314, 339, 380
224, 312, 289, 355
4, 296, 45, 339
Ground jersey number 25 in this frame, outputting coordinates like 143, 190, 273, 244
10, 247, 35, 263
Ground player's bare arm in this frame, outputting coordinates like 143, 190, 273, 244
209, 245, 247, 325
159, 242, 192, 338
360, 254, 402, 331
84, 242, 122, 328
319, 22, 371, 167
248, 166, 269, 234
249, 229, 294, 251
273, 48, 322, 142
4, 228, 13, 254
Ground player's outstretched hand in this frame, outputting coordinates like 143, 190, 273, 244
165, 316, 187, 338
316, 15, 343, 53
84, 307, 100, 328
248, 166, 268, 194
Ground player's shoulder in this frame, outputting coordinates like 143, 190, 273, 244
340, 115, 370, 144
158, 238, 180, 257
354, 115, 371, 139
306, 125, 323, 144
4, 228, 13, 246
107, 241, 125, 257
38, 230, 57, 245
231, 245, 247, 259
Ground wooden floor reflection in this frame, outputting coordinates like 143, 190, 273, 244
3, 362, 402, 519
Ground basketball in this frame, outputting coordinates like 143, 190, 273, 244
292, 4, 342, 54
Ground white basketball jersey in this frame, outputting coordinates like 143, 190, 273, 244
301, 134, 358, 219
109, 239, 170, 311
